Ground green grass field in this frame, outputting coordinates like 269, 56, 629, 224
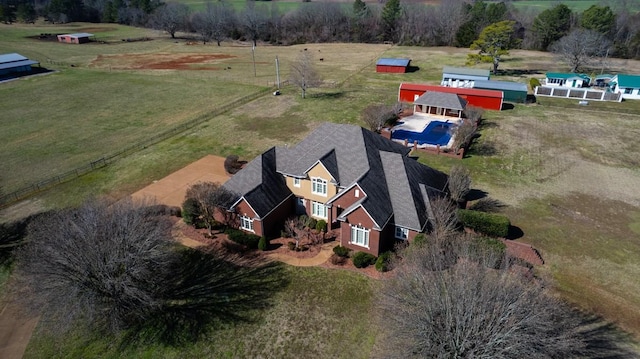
24, 266, 378, 358
2, 21, 640, 355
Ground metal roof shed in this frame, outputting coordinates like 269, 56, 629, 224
376, 58, 411, 73
0, 53, 39, 76
57, 33, 94, 44
442, 66, 490, 87
473, 80, 528, 103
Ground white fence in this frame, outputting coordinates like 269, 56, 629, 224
534, 86, 622, 102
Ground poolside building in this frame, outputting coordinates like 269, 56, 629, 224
413, 91, 467, 118
57, 33, 94, 44
472, 80, 528, 103
376, 58, 411, 73
0, 53, 39, 77
441, 66, 490, 88
611, 74, 640, 100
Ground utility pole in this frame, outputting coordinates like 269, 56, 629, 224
275, 56, 280, 89
252, 44, 256, 77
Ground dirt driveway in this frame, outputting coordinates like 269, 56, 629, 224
131, 155, 230, 207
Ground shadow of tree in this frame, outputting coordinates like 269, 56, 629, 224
125, 248, 289, 346
311, 91, 345, 99
572, 312, 638, 359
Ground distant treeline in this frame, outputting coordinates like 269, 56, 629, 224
1, 0, 639, 59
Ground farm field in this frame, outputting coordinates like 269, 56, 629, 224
2, 22, 640, 355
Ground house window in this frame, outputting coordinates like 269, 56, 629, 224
395, 226, 409, 240
625, 88, 633, 94
240, 215, 254, 232
311, 177, 327, 196
293, 178, 301, 187
355, 189, 360, 198
350, 225, 369, 248
311, 201, 327, 219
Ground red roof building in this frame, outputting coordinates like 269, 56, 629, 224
398, 83, 504, 111
376, 58, 411, 73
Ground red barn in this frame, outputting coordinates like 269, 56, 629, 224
398, 83, 503, 111
376, 58, 411, 73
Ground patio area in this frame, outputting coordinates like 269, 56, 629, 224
390, 113, 461, 150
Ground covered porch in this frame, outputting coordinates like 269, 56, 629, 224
413, 91, 467, 118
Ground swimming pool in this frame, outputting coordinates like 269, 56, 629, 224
392, 121, 454, 146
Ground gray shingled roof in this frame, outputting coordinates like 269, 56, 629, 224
414, 91, 467, 110
225, 123, 448, 231
223, 147, 291, 218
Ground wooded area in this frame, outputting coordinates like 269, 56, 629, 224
1, 0, 640, 59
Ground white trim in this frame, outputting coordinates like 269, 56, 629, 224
395, 226, 409, 240
302, 159, 337, 182
311, 201, 328, 219
311, 177, 328, 197
350, 224, 370, 249
240, 215, 255, 233
293, 177, 301, 187
326, 181, 367, 204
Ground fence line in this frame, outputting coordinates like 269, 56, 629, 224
0, 88, 273, 208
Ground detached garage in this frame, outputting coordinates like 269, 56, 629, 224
473, 80, 528, 103
57, 33, 94, 44
399, 83, 503, 111
376, 58, 411, 73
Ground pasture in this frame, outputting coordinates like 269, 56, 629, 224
2, 21, 640, 355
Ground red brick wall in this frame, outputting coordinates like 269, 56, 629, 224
339, 206, 381, 256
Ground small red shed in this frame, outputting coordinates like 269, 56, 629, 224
398, 83, 503, 111
57, 33, 94, 44
376, 58, 411, 73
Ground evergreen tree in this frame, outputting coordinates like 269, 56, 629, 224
532, 4, 573, 50
380, 0, 400, 43
467, 20, 520, 74
580, 5, 615, 37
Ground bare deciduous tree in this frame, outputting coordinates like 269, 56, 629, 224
185, 182, 237, 235
463, 105, 484, 125
13, 199, 286, 342
375, 236, 627, 358
361, 103, 401, 132
191, 1, 234, 45
240, 1, 268, 47
289, 51, 322, 99
14, 199, 176, 333
452, 119, 477, 154
551, 28, 611, 73
447, 165, 471, 204
426, 196, 459, 242
151, 2, 190, 39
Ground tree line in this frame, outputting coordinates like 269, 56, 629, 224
1, 0, 640, 59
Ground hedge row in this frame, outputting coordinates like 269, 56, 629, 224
224, 228, 262, 249
353, 252, 377, 268
458, 209, 510, 238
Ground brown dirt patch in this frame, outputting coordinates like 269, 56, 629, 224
91, 53, 237, 71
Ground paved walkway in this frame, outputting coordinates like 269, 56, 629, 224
266, 241, 334, 267
0, 303, 39, 359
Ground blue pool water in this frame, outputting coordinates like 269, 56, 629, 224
392, 121, 454, 146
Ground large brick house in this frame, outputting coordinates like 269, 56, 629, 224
222, 123, 449, 256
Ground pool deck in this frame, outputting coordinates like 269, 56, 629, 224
391, 113, 461, 149
393, 113, 460, 132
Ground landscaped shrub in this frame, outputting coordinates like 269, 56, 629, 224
333, 245, 350, 257
305, 217, 317, 230
181, 198, 201, 225
224, 228, 261, 249
529, 77, 541, 90
329, 253, 347, 265
472, 237, 507, 269
315, 219, 327, 233
457, 209, 510, 238
352, 252, 377, 268
258, 237, 268, 251
413, 233, 427, 246
287, 241, 296, 251
224, 154, 243, 174
375, 251, 392, 272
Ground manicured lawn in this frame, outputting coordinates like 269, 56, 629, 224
24, 266, 377, 359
